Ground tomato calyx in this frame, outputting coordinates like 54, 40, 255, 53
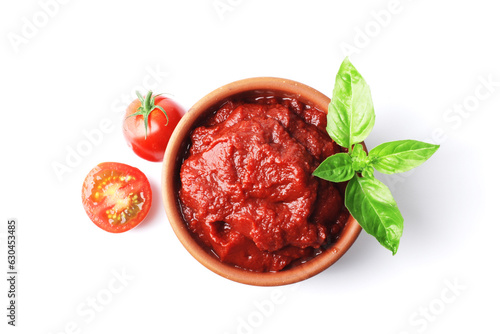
127, 91, 169, 139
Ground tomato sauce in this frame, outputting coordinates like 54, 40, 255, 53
179, 96, 348, 272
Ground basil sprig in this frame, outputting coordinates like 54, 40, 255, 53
314, 58, 439, 255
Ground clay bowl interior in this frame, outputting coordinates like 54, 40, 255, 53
162, 77, 362, 286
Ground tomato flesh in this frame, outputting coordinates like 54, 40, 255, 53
82, 162, 152, 233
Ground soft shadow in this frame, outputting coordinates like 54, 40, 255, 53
135, 177, 165, 230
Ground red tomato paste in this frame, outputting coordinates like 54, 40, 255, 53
179, 96, 348, 272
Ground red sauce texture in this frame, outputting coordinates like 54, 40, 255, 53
179, 96, 349, 272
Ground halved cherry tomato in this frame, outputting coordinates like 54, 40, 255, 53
123, 91, 184, 162
82, 162, 152, 233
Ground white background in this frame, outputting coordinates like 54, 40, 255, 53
1, 0, 499, 333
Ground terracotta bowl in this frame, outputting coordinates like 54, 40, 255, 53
161, 77, 362, 286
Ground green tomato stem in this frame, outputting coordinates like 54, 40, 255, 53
130, 90, 169, 140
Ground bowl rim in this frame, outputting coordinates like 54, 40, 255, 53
161, 77, 362, 286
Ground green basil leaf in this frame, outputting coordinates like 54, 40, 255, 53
370, 140, 440, 174
350, 143, 374, 177
327, 57, 375, 149
351, 143, 369, 171
351, 143, 366, 159
345, 175, 403, 255
313, 153, 354, 182
361, 167, 374, 179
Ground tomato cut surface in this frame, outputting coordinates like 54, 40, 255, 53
82, 162, 152, 233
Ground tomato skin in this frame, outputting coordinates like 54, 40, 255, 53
123, 95, 184, 162
82, 162, 152, 233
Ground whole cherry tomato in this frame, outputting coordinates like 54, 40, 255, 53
123, 91, 184, 162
